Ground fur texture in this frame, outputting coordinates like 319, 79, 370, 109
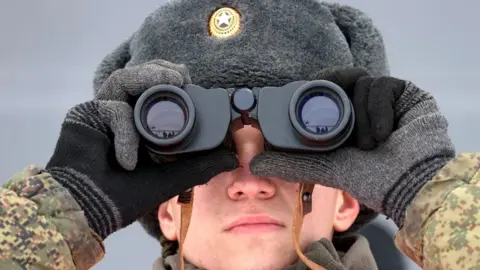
92, 0, 389, 242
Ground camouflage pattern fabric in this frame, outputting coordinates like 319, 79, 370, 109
0, 165, 105, 270
395, 152, 480, 269
1, 154, 480, 269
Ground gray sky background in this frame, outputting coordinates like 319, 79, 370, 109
0, 1, 478, 269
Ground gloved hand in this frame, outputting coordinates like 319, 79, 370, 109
96, 59, 191, 101
46, 100, 237, 240
250, 70, 456, 227
94, 59, 192, 169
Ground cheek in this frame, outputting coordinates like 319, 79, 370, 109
168, 182, 226, 239
177, 176, 232, 264
191, 188, 222, 222
190, 174, 228, 215
179, 175, 229, 233
302, 186, 339, 240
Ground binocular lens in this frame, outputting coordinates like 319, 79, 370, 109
286, 80, 354, 150
145, 98, 186, 139
297, 92, 340, 135
134, 85, 196, 148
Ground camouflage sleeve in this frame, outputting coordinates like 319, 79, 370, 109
0, 165, 105, 270
394, 152, 480, 269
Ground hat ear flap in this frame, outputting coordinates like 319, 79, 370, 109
92, 37, 132, 96
322, 3, 390, 77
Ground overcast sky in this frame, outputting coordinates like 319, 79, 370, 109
1, 1, 478, 269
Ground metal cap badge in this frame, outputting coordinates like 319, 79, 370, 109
208, 7, 241, 38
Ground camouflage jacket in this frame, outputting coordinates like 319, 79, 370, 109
1, 153, 479, 270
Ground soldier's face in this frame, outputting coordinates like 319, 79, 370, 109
158, 120, 360, 270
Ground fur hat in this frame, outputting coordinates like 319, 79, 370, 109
92, 0, 388, 244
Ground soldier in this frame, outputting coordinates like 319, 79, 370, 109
1, 1, 478, 270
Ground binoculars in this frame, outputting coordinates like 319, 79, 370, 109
133, 80, 354, 155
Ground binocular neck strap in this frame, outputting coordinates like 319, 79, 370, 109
293, 183, 324, 270
177, 189, 194, 270
176, 183, 324, 270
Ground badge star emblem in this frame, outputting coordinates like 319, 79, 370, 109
216, 11, 231, 27
208, 7, 241, 38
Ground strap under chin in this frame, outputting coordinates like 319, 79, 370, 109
176, 184, 324, 270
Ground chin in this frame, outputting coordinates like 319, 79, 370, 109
185, 233, 300, 269
220, 253, 298, 270
217, 239, 298, 270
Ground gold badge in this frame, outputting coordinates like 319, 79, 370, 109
208, 7, 241, 38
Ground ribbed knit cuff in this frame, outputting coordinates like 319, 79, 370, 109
383, 155, 450, 227
48, 166, 122, 239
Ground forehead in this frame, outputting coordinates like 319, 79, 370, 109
128, 0, 353, 88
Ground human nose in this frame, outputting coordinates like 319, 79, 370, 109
227, 121, 276, 200
228, 168, 275, 201
227, 167, 276, 200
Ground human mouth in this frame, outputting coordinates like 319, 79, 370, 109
225, 215, 285, 233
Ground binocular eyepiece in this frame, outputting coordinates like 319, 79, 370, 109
133, 80, 354, 155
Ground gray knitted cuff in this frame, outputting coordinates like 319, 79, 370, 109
47, 166, 122, 239
384, 156, 450, 227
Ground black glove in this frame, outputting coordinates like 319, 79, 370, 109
251, 68, 455, 227
46, 100, 237, 239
